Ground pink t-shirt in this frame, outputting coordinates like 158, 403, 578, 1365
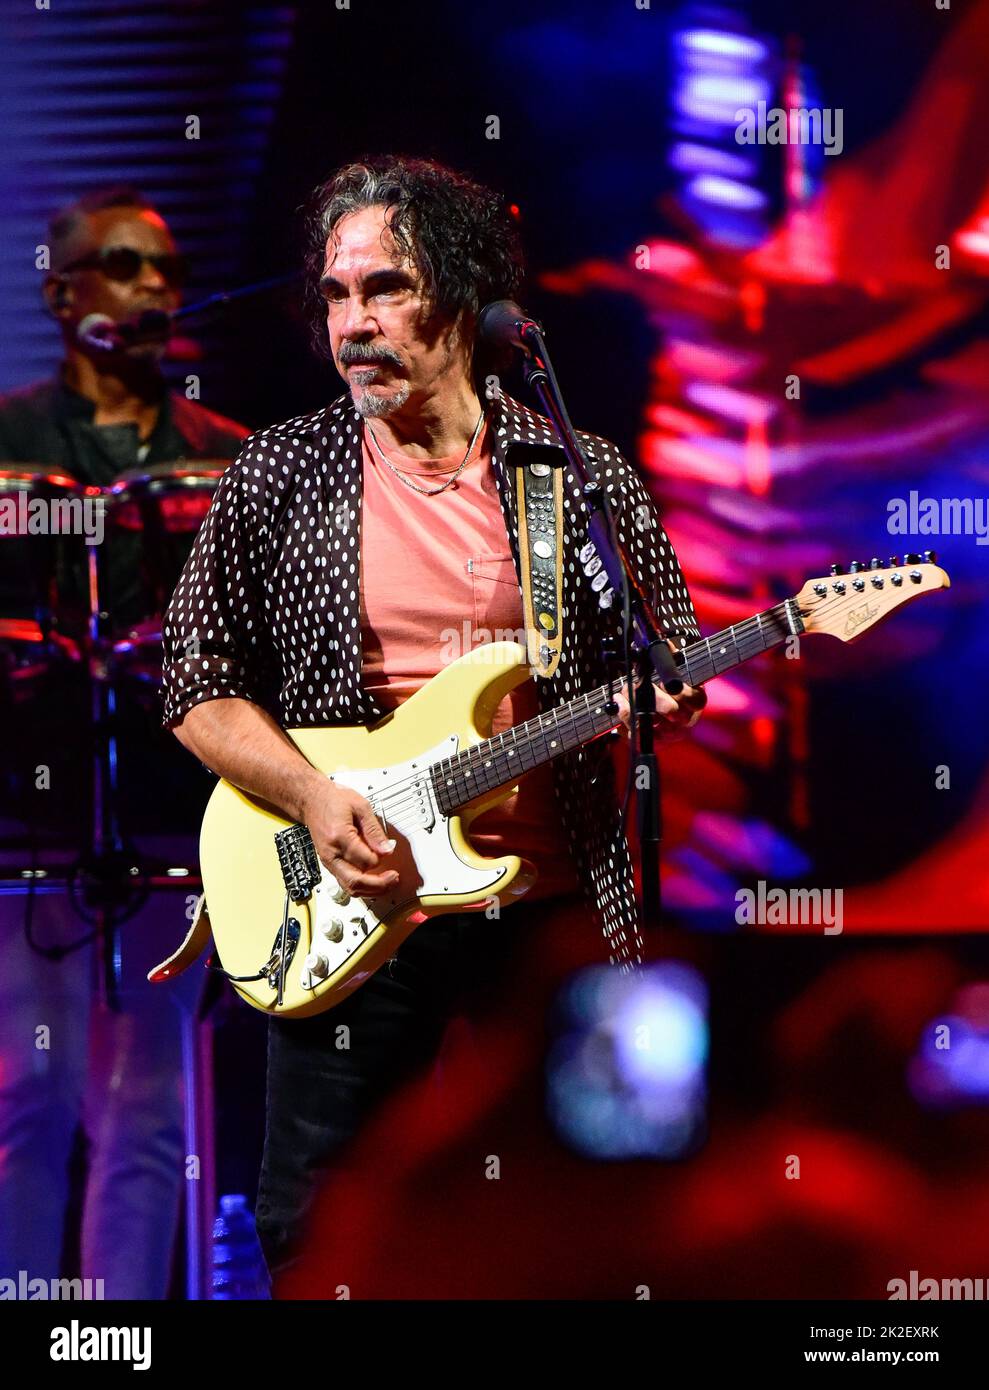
358, 417, 579, 901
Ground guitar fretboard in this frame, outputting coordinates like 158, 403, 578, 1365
431, 599, 801, 815
676, 600, 797, 686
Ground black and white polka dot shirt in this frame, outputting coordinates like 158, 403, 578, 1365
162, 390, 700, 968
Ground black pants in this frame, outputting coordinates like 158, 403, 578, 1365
254, 895, 573, 1278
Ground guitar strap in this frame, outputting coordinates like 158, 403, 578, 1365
147, 893, 212, 983
513, 448, 566, 679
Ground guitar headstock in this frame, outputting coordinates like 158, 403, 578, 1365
795, 552, 950, 642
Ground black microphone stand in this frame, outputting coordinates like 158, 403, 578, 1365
515, 319, 682, 930
170, 271, 303, 323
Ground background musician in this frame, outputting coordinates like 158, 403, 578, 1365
0, 186, 248, 1298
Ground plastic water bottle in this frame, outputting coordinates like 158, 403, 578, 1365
211, 1193, 271, 1299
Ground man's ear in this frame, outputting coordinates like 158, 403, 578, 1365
43, 274, 73, 319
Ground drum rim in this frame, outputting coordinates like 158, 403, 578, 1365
0, 465, 83, 492
108, 459, 228, 497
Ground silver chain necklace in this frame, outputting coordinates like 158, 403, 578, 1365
364, 410, 486, 496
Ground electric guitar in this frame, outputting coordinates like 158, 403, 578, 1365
150, 556, 949, 1016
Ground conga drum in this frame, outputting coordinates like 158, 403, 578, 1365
102, 459, 227, 686
0, 466, 85, 705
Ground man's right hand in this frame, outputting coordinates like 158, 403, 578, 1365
173, 697, 402, 899
301, 779, 400, 899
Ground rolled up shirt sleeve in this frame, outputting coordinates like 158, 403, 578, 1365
161, 453, 272, 728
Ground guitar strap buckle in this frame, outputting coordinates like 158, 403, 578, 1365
514, 450, 565, 680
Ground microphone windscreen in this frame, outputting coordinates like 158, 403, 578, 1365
478, 300, 532, 350
77, 313, 118, 349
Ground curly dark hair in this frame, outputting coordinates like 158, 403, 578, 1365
301, 154, 524, 369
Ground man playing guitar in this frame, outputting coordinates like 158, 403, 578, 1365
161, 155, 706, 1281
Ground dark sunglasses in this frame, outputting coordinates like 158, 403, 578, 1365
62, 245, 189, 288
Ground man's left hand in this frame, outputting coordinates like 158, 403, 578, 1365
612, 673, 707, 742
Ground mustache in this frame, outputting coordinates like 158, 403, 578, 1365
338, 342, 404, 369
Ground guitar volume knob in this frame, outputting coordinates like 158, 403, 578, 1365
305, 951, 330, 980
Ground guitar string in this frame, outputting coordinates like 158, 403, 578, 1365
326, 584, 912, 836
365, 598, 799, 830
362, 587, 892, 831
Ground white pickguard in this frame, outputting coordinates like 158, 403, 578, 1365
297, 734, 509, 992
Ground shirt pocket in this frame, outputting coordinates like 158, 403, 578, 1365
468, 553, 521, 634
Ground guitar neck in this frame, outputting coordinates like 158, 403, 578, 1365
675, 596, 802, 686
432, 597, 802, 815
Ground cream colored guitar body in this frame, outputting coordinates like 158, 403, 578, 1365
197, 642, 538, 1017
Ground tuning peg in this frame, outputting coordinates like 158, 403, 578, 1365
904, 552, 922, 565
888, 555, 900, 567
848, 561, 864, 573
869, 557, 884, 569
923, 549, 937, 564
829, 563, 843, 576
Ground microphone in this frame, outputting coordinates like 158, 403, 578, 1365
77, 310, 172, 352
77, 313, 120, 351
477, 300, 543, 352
